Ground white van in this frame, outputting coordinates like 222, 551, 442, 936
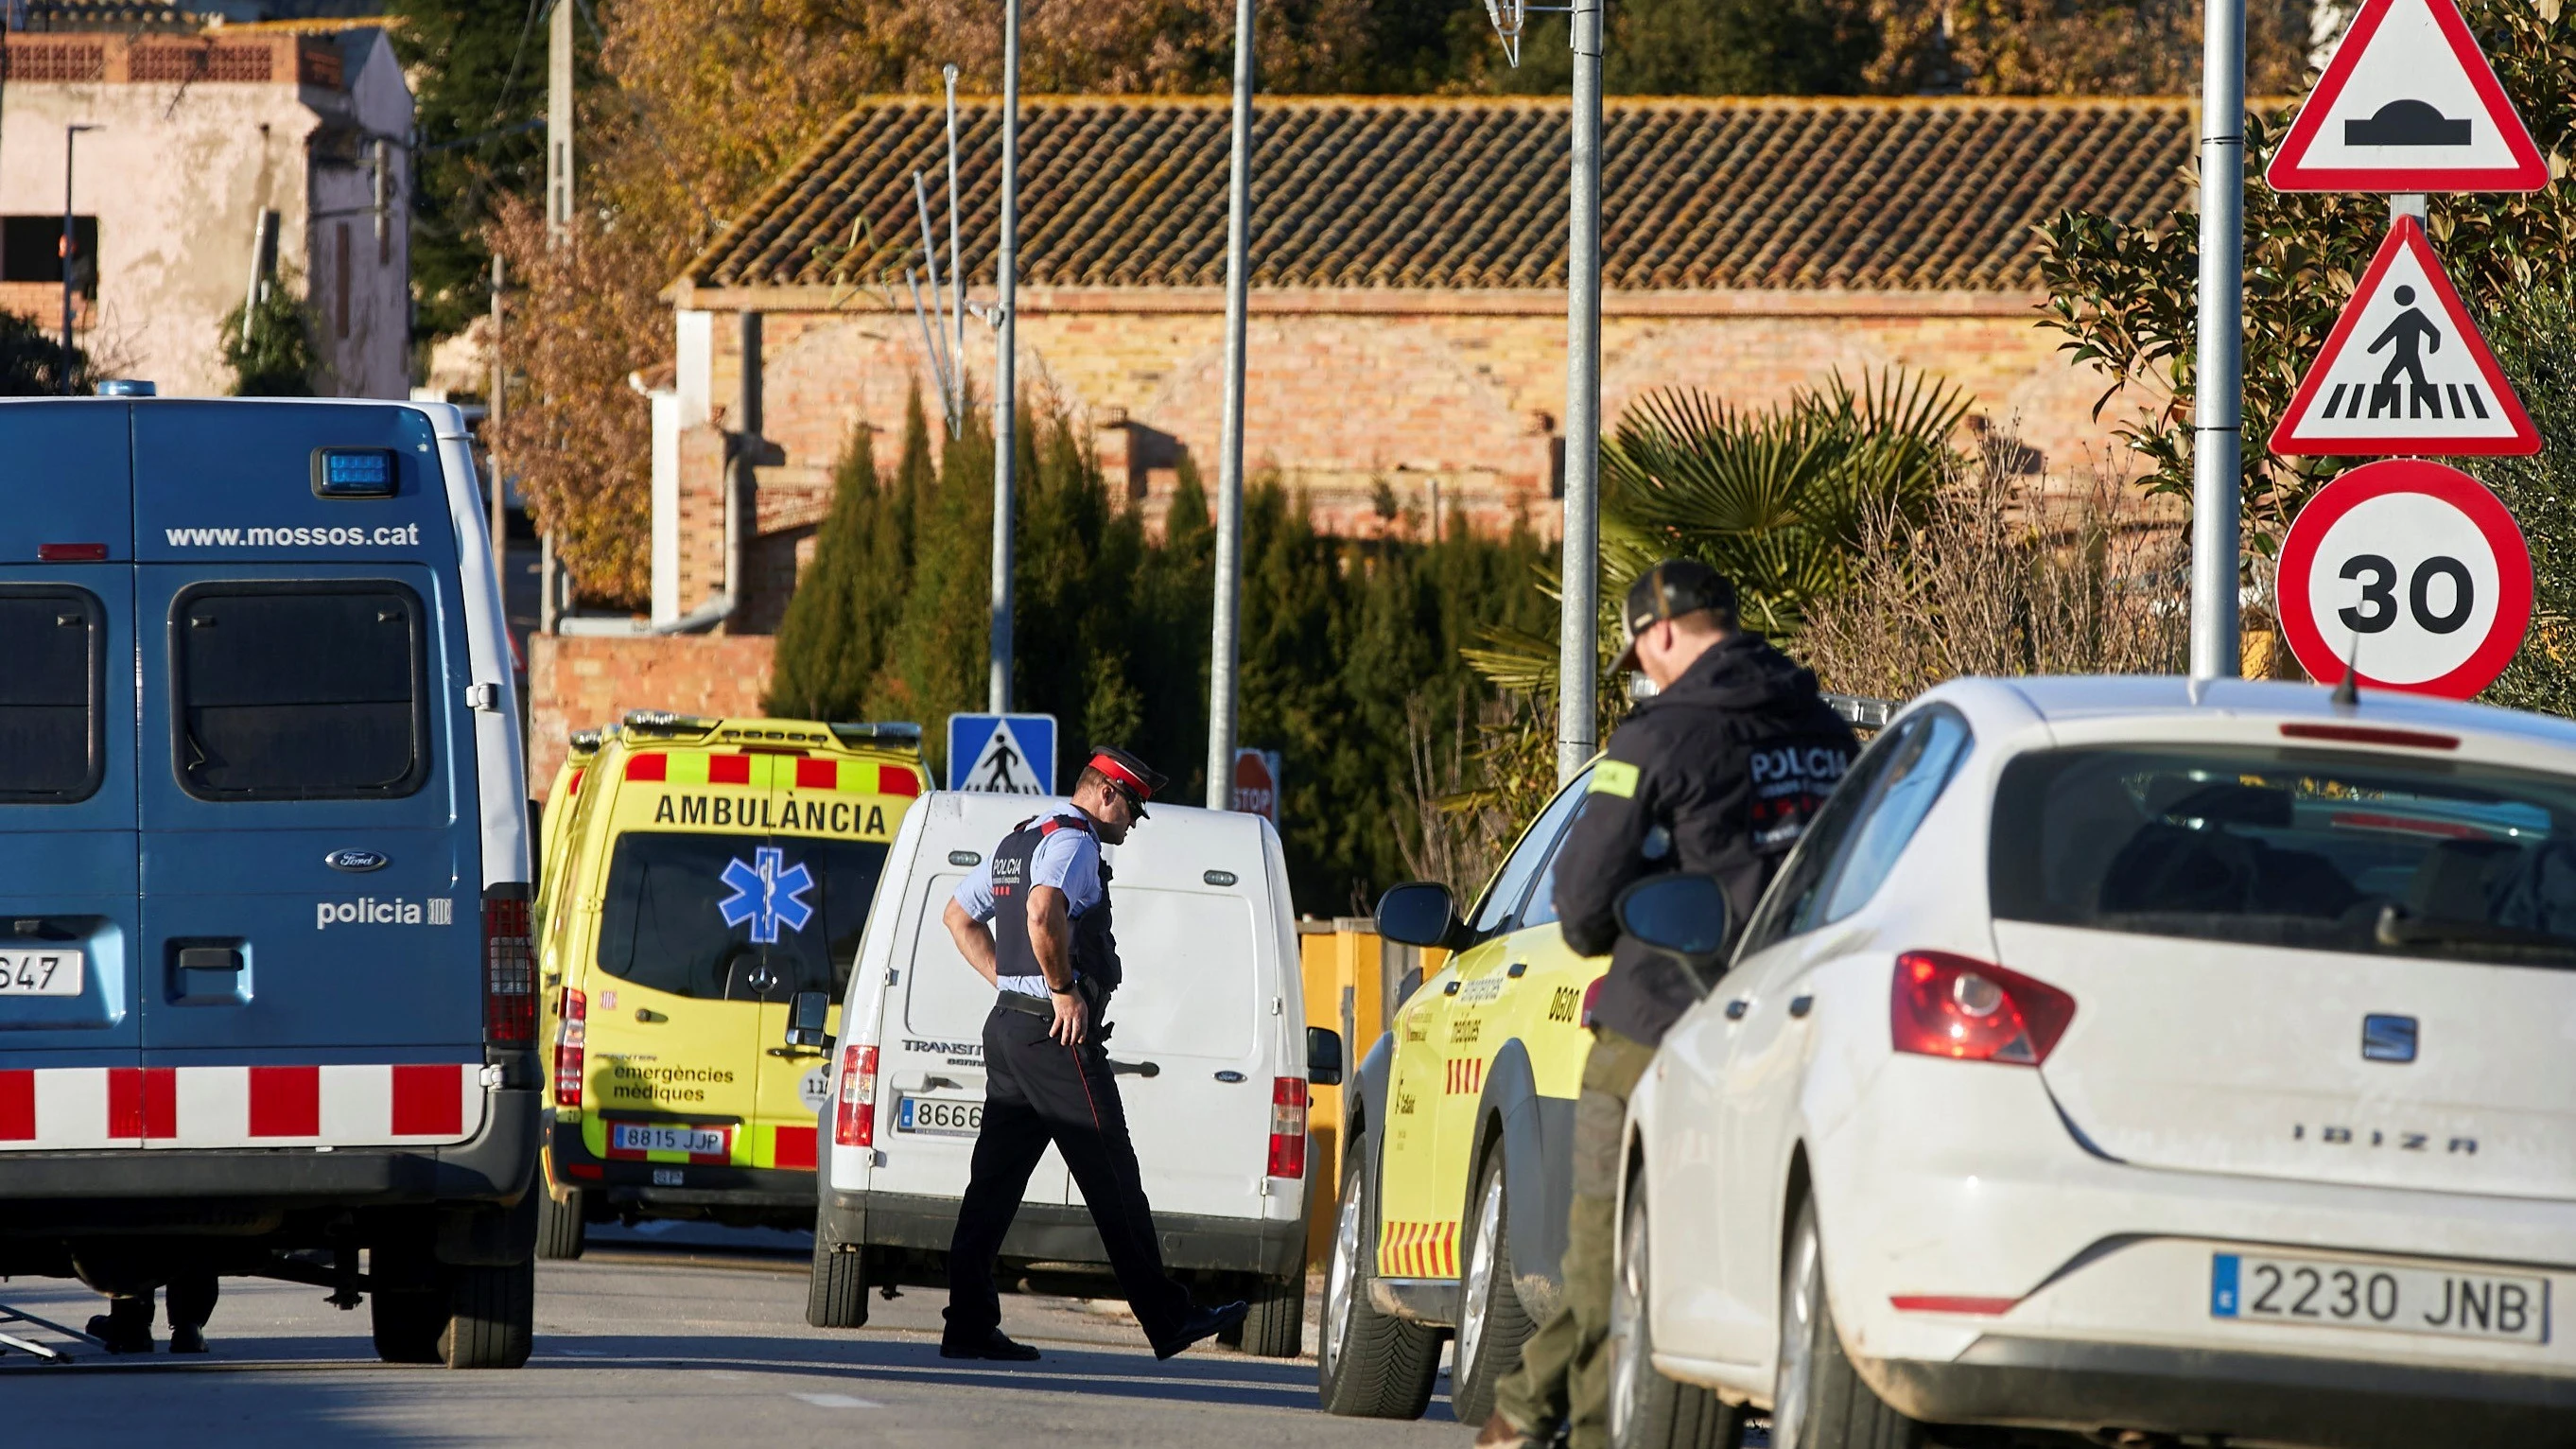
803, 791, 1336, 1356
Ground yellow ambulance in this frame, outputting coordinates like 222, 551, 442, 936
532, 711, 926, 1257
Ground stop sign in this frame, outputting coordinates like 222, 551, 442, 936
1231, 748, 1280, 824
2275, 458, 2532, 699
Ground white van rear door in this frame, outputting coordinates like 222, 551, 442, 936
1077, 882, 1274, 1221
875, 865, 1069, 1204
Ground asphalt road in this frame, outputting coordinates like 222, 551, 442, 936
0, 1222, 1470, 1449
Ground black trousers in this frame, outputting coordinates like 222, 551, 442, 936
945, 996, 1195, 1347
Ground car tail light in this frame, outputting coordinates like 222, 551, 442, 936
482, 891, 536, 1045
1267, 1077, 1309, 1178
834, 1043, 879, 1148
1580, 976, 1607, 1028
552, 987, 586, 1108
1890, 951, 2074, 1067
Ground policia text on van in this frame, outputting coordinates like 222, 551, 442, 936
0, 393, 539, 1368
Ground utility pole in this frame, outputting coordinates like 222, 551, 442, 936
1556, 0, 1603, 785
546, 0, 574, 243
944, 65, 966, 431
60, 123, 96, 393
2188, 0, 2246, 681
489, 252, 507, 550
1205, 0, 1255, 810
989, 0, 1020, 714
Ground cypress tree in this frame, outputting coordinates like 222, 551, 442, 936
866, 406, 996, 779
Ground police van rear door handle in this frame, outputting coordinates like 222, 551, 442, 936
1106, 1058, 1159, 1077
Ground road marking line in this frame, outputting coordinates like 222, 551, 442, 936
792, 1391, 884, 1408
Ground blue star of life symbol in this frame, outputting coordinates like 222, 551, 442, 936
718, 847, 815, 944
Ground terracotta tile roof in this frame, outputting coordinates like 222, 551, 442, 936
684, 95, 2192, 296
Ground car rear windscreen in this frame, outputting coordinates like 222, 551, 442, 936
175, 585, 426, 799
0, 588, 101, 802
596, 832, 889, 1001
1992, 743, 2576, 968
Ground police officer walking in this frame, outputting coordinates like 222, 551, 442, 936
1481, 561, 1859, 1449
937, 745, 1249, 1361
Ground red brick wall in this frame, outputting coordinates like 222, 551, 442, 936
677, 285, 2147, 553
527, 634, 776, 794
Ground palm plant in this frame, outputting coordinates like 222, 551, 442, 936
1466, 367, 1970, 697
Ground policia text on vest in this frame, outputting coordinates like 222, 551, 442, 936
931, 747, 1250, 1361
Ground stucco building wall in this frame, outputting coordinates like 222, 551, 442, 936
0, 30, 411, 398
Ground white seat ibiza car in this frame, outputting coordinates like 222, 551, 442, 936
1612, 676, 2576, 1449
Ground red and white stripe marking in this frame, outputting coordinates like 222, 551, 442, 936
0, 1064, 487, 1150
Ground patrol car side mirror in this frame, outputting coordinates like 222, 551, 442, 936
1374, 882, 1457, 950
1614, 874, 1732, 993
785, 990, 829, 1049
1306, 1026, 1344, 1088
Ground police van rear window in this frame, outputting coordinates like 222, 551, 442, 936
174, 584, 428, 800
596, 832, 888, 1002
0, 587, 103, 803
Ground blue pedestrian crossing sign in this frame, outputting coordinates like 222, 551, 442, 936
946, 713, 1057, 794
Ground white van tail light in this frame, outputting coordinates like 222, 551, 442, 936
834, 1043, 879, 1148
1890, 951, 2075, 1067
482, 891, 536, 1045
1267, 1077, 1309, 1178
552, 988, 587, 1108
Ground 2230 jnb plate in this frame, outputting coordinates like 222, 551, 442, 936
2213, 1251, 2549, 1344
0, 949, 82, 997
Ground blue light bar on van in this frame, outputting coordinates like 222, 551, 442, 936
313, 447, 397, 498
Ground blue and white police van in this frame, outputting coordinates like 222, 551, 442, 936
0, 392, 538, 1367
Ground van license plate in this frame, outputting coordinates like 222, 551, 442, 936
609, 1123, 728, 1158
0, 950, 81, 997
896, 1094, 983, 1137
2213, 1252, 2550, 1344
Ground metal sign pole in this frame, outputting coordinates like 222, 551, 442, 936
2189, 0, 2247, 681
1205, 0, 1255, 810
988, 0, 1019, 714
1557, 0, 1604, 783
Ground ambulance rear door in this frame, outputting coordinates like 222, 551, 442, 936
743, 752, 916, 1172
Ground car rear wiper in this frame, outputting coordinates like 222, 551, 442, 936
2374, 904, 2576, 962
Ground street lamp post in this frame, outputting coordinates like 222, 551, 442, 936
1204, 0, 1256, 810
61, 123, 97, 394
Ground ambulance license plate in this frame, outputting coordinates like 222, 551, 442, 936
0, 949, 81, 997
610, 1123, 728, 1158
896, 1094, 983, 1137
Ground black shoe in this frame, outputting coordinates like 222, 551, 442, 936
168, 1325, 208, 1354
939, 1328, 1040, 1361
85, 1314, 152, 1354
1152, 1300, 1248, 1360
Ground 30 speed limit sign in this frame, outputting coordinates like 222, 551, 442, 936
2276, 459, 2532, 698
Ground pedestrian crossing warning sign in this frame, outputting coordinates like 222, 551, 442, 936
2264, 0, 2548, 194
2270, 216, 2538, 458
945, 712, 1058, 795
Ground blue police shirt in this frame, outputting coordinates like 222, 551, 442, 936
951, 808, 1105, 997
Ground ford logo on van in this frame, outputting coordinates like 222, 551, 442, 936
324, 849, 389, 874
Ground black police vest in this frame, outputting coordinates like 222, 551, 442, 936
988, 813, 1123, 996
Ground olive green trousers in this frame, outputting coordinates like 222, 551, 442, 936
1492, 1025, 1658, 1449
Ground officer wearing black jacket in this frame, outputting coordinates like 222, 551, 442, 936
1483, 561, 1858, 1449
937, 746, 1248, 1362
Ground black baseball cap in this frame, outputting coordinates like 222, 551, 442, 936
1611, 559, 1737, 672
1087, 745, 1166, 818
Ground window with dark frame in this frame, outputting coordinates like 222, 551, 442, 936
0, 588, 104, 803
1, 216, 100, 295
173, 585, 427, 800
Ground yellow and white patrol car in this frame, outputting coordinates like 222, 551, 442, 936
532, 711, 926, 1257
1317, 762, 1610, 1424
